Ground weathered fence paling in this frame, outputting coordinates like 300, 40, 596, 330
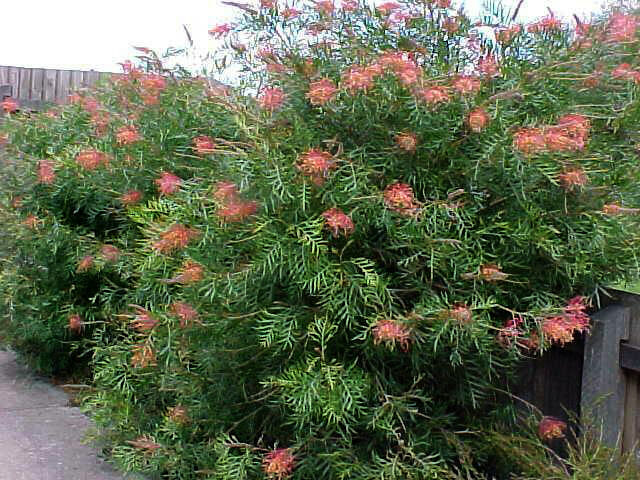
0, 65, 111, 110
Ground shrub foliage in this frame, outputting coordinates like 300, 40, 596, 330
2, 1, 640, 478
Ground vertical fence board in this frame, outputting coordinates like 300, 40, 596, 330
43, 69, 58, 102
19, 68, 31, 101
7, 67, 19, 98
30, 69, 45, 101
71, 70, 84, 92
0, 66, 8, 86
56, 70, 72, 102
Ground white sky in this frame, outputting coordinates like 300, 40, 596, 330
0, 0, 608, 73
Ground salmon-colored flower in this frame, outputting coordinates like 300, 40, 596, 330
342, 0, 358, 11
131, 306, 157, 332
557, 167, 588, 191
495, 25, 522, 44
127, 435, 161, 453
307, 78, 338, 106
383, 183, 420, 216
100, 244, 120, 262
140, 74, 166, 92
513, 128, 546, 154
258, 87, 286, 111
155, 172, 182, 196
449, 303, 472, 324
468, 108, 490, 132
496, 315, 524, 347
76, 150, 109, 170
538, 417, 567, 441
296, 149, 336, 184
282, 7, 301, 19
1, 97, 19, 113
477, 56, 499, 77
76, 255, 94, 273
116, 125, 141, 145
442, 17, 459, 34
170, 302, 200, 328
372, 319, 411, 351
602, 203, 640, 215
417, 86, 450, 105
376, 1, 400, 15
131, 344, 157, 368
164, 260, 205, 285
480, 264, 508, 282
342, 66, 376, 92
322, 208, 354, 237
606, 12, 639, 43
121, 190, 143, 206
167, 405, 189, 423
612, 63, 635, 80
395, 132, 418, 152
68, 314, 84, 334
261, 0, 275, 8
209, 23, 233, 38
193, 136, 216, 155
452, 75, 481, 95
23, 215, 39, 230
263, 448, 296, 478
152, 224, 199, 254
315, 0, 335, 15
140, 93, 159, 106
527, 15, 562, 33
218, 200, 259, 222
542, 296, 590, 345
37, 160, 56, 185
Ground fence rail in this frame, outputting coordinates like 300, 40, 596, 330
0, 66, 111, 110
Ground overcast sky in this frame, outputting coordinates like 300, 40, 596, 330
0, 0, 608, 73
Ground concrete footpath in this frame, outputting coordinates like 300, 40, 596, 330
0, 349, 139, 480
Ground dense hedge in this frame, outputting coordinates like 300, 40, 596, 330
2, 1, 640, 478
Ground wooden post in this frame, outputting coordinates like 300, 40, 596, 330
581, 305, 630, 447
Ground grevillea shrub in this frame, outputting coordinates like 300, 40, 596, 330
2, 1, 640, 478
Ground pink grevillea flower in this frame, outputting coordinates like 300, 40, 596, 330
155, 172, 182, 196
495, 25, 522, 44
542, 296, 590, 346
606, 12, 639, 43
1, 97, 19, 113
127, 435, 161, 453
163, 260, 205, 285
496, 315, 524, 347
282, 7, 301, 19
383, 183, 420, 216
449, 303, 472, 324
395, 132, 418, 152
442, 17, 460, 34
131, 306, 157, 332
612, 63, 635, 80
477, 56, 500, 77
602, 203, 640, 215
555, 114, 590, 140
167, 405, 189, 424
260, 0, 276, 8
557, 167, 588, 191
121, 190, 143, 206
341, 66, 376, 92
263, 448, 296, 478
100, 244, 121, 262
417, 86, 450, 105
513, 128, 546, 155
452, 75, 482, 95
315, 0, 335, 15
208, 23, 233, 38
140, 74, 166, 92
37, 160, 56, 185
130, 344, 157, 368
342, 0, 358, 11
76, 150, 109, 170
68, 314, 84, 334
527, 15, 562, 33
77, 255, 95, 273
213, 182, 259, 222
480, 264, 508, 282
141, 93, 159, 106
170, 302, 200, 328
538, 416, 567, 441
306, 78, 338, 106
372, 319, 412, 351
116, 125, 141, 145
322, 208, 354, 237
193, 135, 216, 155
152, 224, 199, 254
296, 149, 336, 185
23, 215, 39, 230
468, 108, 490, 132
258, 87, 286, 111
376, 1, 400, 15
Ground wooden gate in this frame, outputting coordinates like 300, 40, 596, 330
0, 65, 111, 110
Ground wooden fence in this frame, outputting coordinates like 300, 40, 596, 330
0, 66, 111, 110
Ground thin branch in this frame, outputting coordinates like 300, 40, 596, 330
511, 0, 525, 22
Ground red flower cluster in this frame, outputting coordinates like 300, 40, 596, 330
77, 255, 94, 273
538, 416, 567, 441
449, 303, 472, 324
612, 63, 640, 83
296, 149, 337, 185
602, 203, 640, 215
477, 56, 500, 77
606, 12, 639, 43
76, 150, 109, 170
193, 136, 216, 155
557, 167, 588, 191
23, 215, 39, 230
127, 436, 161, 453
322, 208, 354, 237
542, 296, 590, 346
376, 1, 400, 16
116, 125, 141, 145
495, 25, 522, 44
307, 78, 338, 106
164, 260, 205, 284
131, 344, 157, 368
527, 15, 562, 33
1, 97, 19, 113
213, 181, 258, 222
315, 0, 335, 16
372, 319, 411, 351
155, 171, 182, 196
383, 183, 420, 216
131, 306, 157, 332
68, 314, 84, 334
395, 132, 418, 152
170, 302, 200, 328
416, 86, 450, 105
120, 189, 143, 206
167, 405, 189, 424
480, 263, 508, 282
208, 23, 232, 38
37, 160, 56, 184
451, 75, 481, 95
259, 87, 286, 111
100, 244, 120, 262
152, 224, 199, 254
514, 114, 590, 154
341, 65, 377, 92
263, 448, 296, 478
468, 108, 490, 132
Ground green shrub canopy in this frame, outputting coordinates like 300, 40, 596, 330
2, 1, 640, 478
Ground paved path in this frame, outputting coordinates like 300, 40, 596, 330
0, 349, 139, 480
